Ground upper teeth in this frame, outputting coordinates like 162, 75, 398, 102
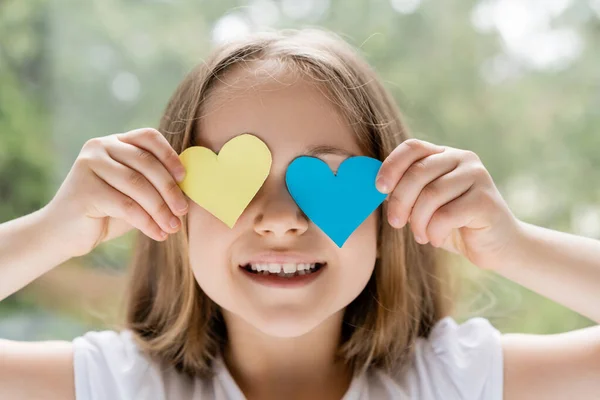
249, 263, 317, 273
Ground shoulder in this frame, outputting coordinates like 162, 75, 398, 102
368, 317, 503, 400
72, 330, 213, 400
73, 330, 142, 370
423, 316, 502, 365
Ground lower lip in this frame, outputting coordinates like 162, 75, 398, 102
239, 265, 326, 288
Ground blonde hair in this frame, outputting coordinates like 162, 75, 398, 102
124, 28, 454, 379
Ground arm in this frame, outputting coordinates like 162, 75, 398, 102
498, 220, 600, 323
373, 138, 600, 399
0, 207, 77, 399
499, 220, 600, 400
0, 206, 73, 301
0, 128, 187, 398
0, 339, 75, 399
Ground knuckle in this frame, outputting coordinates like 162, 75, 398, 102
471, 163, 489, 181
388, 191, 403, 205
128, 170, 146, 188
404, 163, 422, 180
413, 159, 428, 173
79, 138, 107, 165
145, 128, 163, 141
77, 149, 102, 167
145, 127, 161, 135
135, 148, 153, 162
75, 152, 93, 167
165, 150, 181, 165
435, 204, 450, 219
422, 182, 441, 199
83, 137, 103, 149
403, 138, 424, 150
380, 152, 397, 170
122, 196, 137, 211
155, 200, 171, 216
388, 193, 406, 214
165, 179, 181, 196
463, 149, 480, 162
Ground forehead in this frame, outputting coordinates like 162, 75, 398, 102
195, 61, 364, 156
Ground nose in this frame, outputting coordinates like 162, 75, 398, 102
253, 184, 309, 238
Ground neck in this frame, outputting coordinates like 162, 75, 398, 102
221, 309, 354, 399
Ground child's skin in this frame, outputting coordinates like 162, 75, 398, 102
1, 67, 600, 399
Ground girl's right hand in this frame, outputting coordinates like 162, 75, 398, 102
44, 127, 189, 258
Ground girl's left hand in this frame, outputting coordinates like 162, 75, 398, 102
375, 138, 522, 271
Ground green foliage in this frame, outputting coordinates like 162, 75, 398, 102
1, 0, 598, 337
0, 0, 54, 221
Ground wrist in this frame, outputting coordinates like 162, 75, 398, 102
492, 218, 532, 275
35, 204, 77, 263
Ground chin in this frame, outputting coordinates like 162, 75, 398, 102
244, 307, 328, 338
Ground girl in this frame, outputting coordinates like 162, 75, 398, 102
1, 28, 599, 400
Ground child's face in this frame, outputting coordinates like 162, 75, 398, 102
187, 67, 378, 338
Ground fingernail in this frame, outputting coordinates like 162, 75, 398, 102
175, 199, 189, 213
175, 168, 186, 183
415, 235, 424, 244
170, 216, 180, 229
376, 177, 389, 193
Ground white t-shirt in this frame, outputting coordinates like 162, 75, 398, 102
72, 316, 503, 400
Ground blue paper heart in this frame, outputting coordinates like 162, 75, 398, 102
285, 156, 387, 247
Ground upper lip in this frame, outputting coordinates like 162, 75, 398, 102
239, 252, 326, 266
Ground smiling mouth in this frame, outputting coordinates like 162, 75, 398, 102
240, 262, 326, 278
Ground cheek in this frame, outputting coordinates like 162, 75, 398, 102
187, 204, 236, 304
185, 202, 380, 325
346, 210, 379, 258
334, 211, 379, 301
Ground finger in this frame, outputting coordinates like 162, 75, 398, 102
116, 128, 186, 183
90, 171, 168, 241
91, 154, 182, 234
408, 166, 473, 244
375, 138, 445, 194
425, 186, 477, 249
105, 137, 189, 217
386, 150, 458, 228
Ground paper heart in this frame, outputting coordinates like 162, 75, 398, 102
285, 156, 386, 247
178, 134, 272, 228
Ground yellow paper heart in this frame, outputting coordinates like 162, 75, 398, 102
178, 134, 272, 228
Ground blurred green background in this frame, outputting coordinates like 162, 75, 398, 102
1, 0, 598, 340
